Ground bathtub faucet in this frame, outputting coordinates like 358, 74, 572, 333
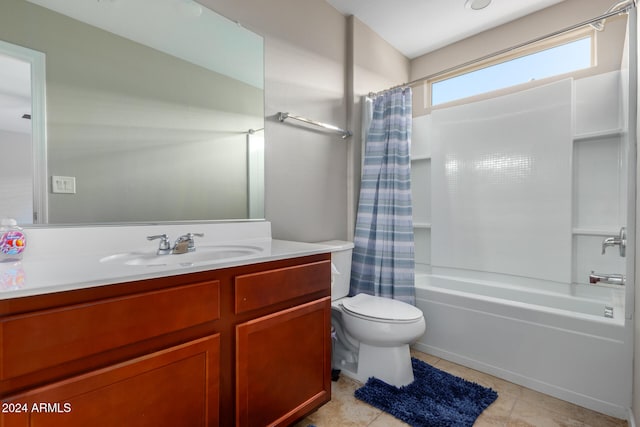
589, 271, 625, 286
601, 227, 626, 257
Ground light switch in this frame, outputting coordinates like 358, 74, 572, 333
51, 176, 76, 194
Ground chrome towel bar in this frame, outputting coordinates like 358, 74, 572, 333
277, 112, 352, 139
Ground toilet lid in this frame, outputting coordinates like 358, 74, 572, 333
341, 293, 423, 322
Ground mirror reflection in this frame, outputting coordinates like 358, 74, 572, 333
0, 0, 264, 225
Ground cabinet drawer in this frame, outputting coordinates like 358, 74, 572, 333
234, 260, 330, 313
1, 280, 220, 380
1, 334, 220, 427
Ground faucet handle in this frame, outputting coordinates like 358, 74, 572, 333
147, 234, 171, 254
176, 232, 204, 243
174, 233, 204, 253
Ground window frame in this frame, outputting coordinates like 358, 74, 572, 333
427, 27, 596, 109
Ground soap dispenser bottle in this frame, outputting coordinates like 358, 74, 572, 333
0, 218, 26, 262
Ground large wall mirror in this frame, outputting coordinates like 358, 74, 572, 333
0, 0, 264, 225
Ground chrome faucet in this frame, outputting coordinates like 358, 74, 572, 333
147, 233, 204, 255
172, 233, 204, 254
147, 234, 172, 255
601, 227, 626, 257
589, 271, 625, 286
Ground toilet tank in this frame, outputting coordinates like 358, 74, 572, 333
317, 240, 354, 301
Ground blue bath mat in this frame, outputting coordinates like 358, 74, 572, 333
354, 358, 498, 427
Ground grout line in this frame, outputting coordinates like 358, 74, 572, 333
367, 412, 383, 426
506, 395, 518, 423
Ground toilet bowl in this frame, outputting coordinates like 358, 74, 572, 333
319, 240, 426, 387
336, 293, 426, 386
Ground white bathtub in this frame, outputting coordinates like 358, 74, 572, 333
412, 271, 631, 419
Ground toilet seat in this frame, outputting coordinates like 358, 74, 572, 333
341, 293, 423, 323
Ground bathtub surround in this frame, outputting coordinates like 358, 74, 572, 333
351, 87, 416, 304
414, 72, 629, 287
354, 357, 498, 427
431, 79, 573, 283
411, 71, 631, 417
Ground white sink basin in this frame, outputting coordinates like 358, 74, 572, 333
99, 245, 264, 267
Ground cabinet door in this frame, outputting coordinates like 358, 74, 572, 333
236, 297, 331, 427
1, 334, 220, 427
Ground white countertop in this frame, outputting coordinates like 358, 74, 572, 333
0, 222, 337, 300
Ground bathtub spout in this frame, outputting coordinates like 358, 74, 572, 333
589, 271, 625, 286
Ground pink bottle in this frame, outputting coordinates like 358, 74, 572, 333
0, 218, 26, 262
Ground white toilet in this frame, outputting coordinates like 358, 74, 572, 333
321, 240, 426, 387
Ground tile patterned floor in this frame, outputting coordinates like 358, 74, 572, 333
294, 350, 628, 427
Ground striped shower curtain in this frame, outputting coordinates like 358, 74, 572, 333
350, 87, 415, 305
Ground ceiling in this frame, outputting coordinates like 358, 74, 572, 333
325, 0, 568, 58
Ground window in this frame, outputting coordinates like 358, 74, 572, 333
431, 35, 592, 106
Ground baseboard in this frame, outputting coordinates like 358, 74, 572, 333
412, 342, 628, 420
629, 407, 637, 427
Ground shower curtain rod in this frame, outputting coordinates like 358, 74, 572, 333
369, 0, 636, 97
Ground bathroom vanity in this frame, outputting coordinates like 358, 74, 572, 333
0, 222, 332, 427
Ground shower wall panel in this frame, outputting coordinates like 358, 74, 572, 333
430, 80, 573, 283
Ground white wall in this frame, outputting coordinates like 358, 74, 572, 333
200, 0, 410, 242
200, 0, 349, 242
0, 129, 32, 223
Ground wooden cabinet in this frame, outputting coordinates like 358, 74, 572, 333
1, 281, 220, 381
0, 253, 331, 427
1, 335, 220, 427
234, 261, 328, 314
236, 298, 331, 427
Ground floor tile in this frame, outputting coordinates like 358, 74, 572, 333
295, 350, 628, 427
580, 408, 629, 427
367, 412, 410, 427
409, 349, 440, 366
476, 391, 518, 425
295, 376, 381, 427
518, 388, 585, 421
509, 398, 583, 427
